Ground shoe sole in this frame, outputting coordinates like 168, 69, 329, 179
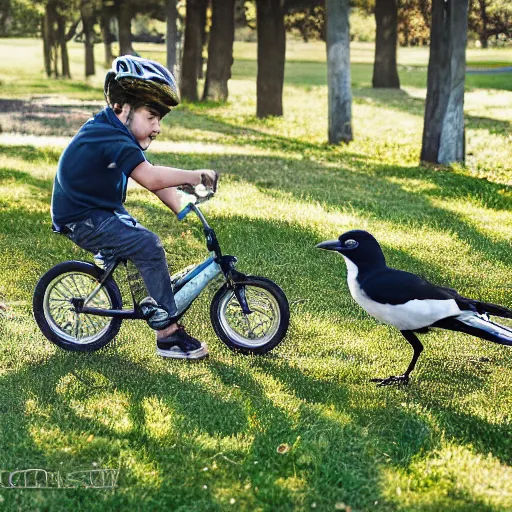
157, 342, 209, 360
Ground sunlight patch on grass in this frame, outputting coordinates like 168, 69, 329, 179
251, 368, 304, 426
382, 444, 512, 511
69, 393, 133, 434
385, 177, 440, 194
208, 179, 361, 235
274, 474, 307, 494
465, 89, 512, 122
428, 197, 512, 244
142, 396, 180, 441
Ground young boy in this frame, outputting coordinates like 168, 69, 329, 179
51, 55, 218, 360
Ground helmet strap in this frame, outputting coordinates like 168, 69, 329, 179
123, 105, 135, 134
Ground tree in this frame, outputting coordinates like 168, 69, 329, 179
165, 0, 178, 76
116, 0, 135, 55
181, 0, 208, 101
397, 0, 430, 46
325, 0, 352, 144
80, 0, 96, 76
421, 0, 469, 164
256, 0, 286, 118
285, 4, 325, 42
100, 0, 116, 67
0, 0, 41, 37
468, 0, 511, 48
41, 0, 77, 78
372, 0, 400, 88
113, 0, 169, 57
203, 0, 236, 102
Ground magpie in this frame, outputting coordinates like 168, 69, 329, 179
317, 230, 512, 386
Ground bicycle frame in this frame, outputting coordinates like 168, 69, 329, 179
74, 202, 253, 320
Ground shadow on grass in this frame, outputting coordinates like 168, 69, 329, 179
0, 97, 101, 137
150, 148, 512, 272
0, 333, 510, 511
2, 145, 511, 292
0, 201, 511, 508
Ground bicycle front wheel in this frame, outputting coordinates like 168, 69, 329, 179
210, 277, 289, 355
33, 261, 123, 352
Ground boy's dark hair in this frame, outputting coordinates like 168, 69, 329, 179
105, 71, 172, 118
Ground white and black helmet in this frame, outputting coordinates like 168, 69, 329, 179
104, 55, 180, 116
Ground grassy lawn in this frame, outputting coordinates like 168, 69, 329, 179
0, 38, 511, 511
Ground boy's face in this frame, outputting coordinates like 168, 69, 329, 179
115, 104, 161, 150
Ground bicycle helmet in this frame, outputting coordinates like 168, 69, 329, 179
104, 55, 180, 117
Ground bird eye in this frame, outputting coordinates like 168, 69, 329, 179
344, 239, 358, 248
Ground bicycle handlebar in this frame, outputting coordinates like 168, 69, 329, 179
177, 203, 194, 221
177, 202, 211, 230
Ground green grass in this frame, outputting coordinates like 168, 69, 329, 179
0, 38, 511, 511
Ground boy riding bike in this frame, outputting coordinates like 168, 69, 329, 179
51, 55, 218, 360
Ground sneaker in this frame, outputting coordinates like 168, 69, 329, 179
156, 326, 209, 360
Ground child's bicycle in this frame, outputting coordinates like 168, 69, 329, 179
33, 192, 290, 355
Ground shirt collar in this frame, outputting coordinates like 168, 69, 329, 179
101, 107, 145, 151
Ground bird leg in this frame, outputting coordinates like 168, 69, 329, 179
370, 330, 424, 386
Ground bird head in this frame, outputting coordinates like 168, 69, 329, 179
316, 230, 386, 269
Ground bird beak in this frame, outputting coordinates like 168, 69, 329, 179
316, 239, 343, 251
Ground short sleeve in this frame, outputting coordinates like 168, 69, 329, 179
103, 140, 146, 177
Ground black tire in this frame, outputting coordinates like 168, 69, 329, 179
33, 261, 123, 352
210, 276, 289, 355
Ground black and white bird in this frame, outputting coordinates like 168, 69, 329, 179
317, 230, 512, 386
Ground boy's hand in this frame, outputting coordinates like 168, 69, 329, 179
199, 170, 219, 192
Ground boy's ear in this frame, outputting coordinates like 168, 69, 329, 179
112, 103, 123, 114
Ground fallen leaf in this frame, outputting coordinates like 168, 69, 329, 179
277, 443, 290, 454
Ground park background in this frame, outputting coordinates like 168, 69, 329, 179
0, 1, 511, 510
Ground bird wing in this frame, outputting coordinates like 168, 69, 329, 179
361, 268, 512, 318
359, 267, 458, 305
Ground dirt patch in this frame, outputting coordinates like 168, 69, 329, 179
0, 97, 104, 137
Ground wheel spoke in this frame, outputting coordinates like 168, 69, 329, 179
218, 284, 281, 347
43, 270, 115, 345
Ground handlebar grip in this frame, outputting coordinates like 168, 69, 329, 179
177, 203, 193, 221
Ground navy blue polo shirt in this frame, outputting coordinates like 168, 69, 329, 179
51, 107, 146, 228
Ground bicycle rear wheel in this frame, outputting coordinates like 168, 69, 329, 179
33, 261, 123, 352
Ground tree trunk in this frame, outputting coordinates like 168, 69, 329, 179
81, 0, 95, 76
478, 0, 489, 49
166, 0, 178, 76
256, 0, 285, 118
203, 0, 236, 102
42, 11, 53, 77
181, 0, 208, 101
235, 0, 247, 28
43, 0, 59, 78
326, 0, 353, 144
53, 43, 60, 78
0, 6, 10, 37
197, 4, 208, 80
373, 0, 400, 88
421, 0, 469, 165
117, 5, 134, 56
100, 14, 114, 67
57, 15, 71, 78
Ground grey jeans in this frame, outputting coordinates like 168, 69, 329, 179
63, 209, 177, 318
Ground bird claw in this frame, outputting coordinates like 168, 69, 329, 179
370, 375, 409, 386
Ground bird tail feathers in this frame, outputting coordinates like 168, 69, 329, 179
473, 300, 512, 319
433, 311, 512, 347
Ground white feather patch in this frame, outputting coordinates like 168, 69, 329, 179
342, 256, 461, 330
